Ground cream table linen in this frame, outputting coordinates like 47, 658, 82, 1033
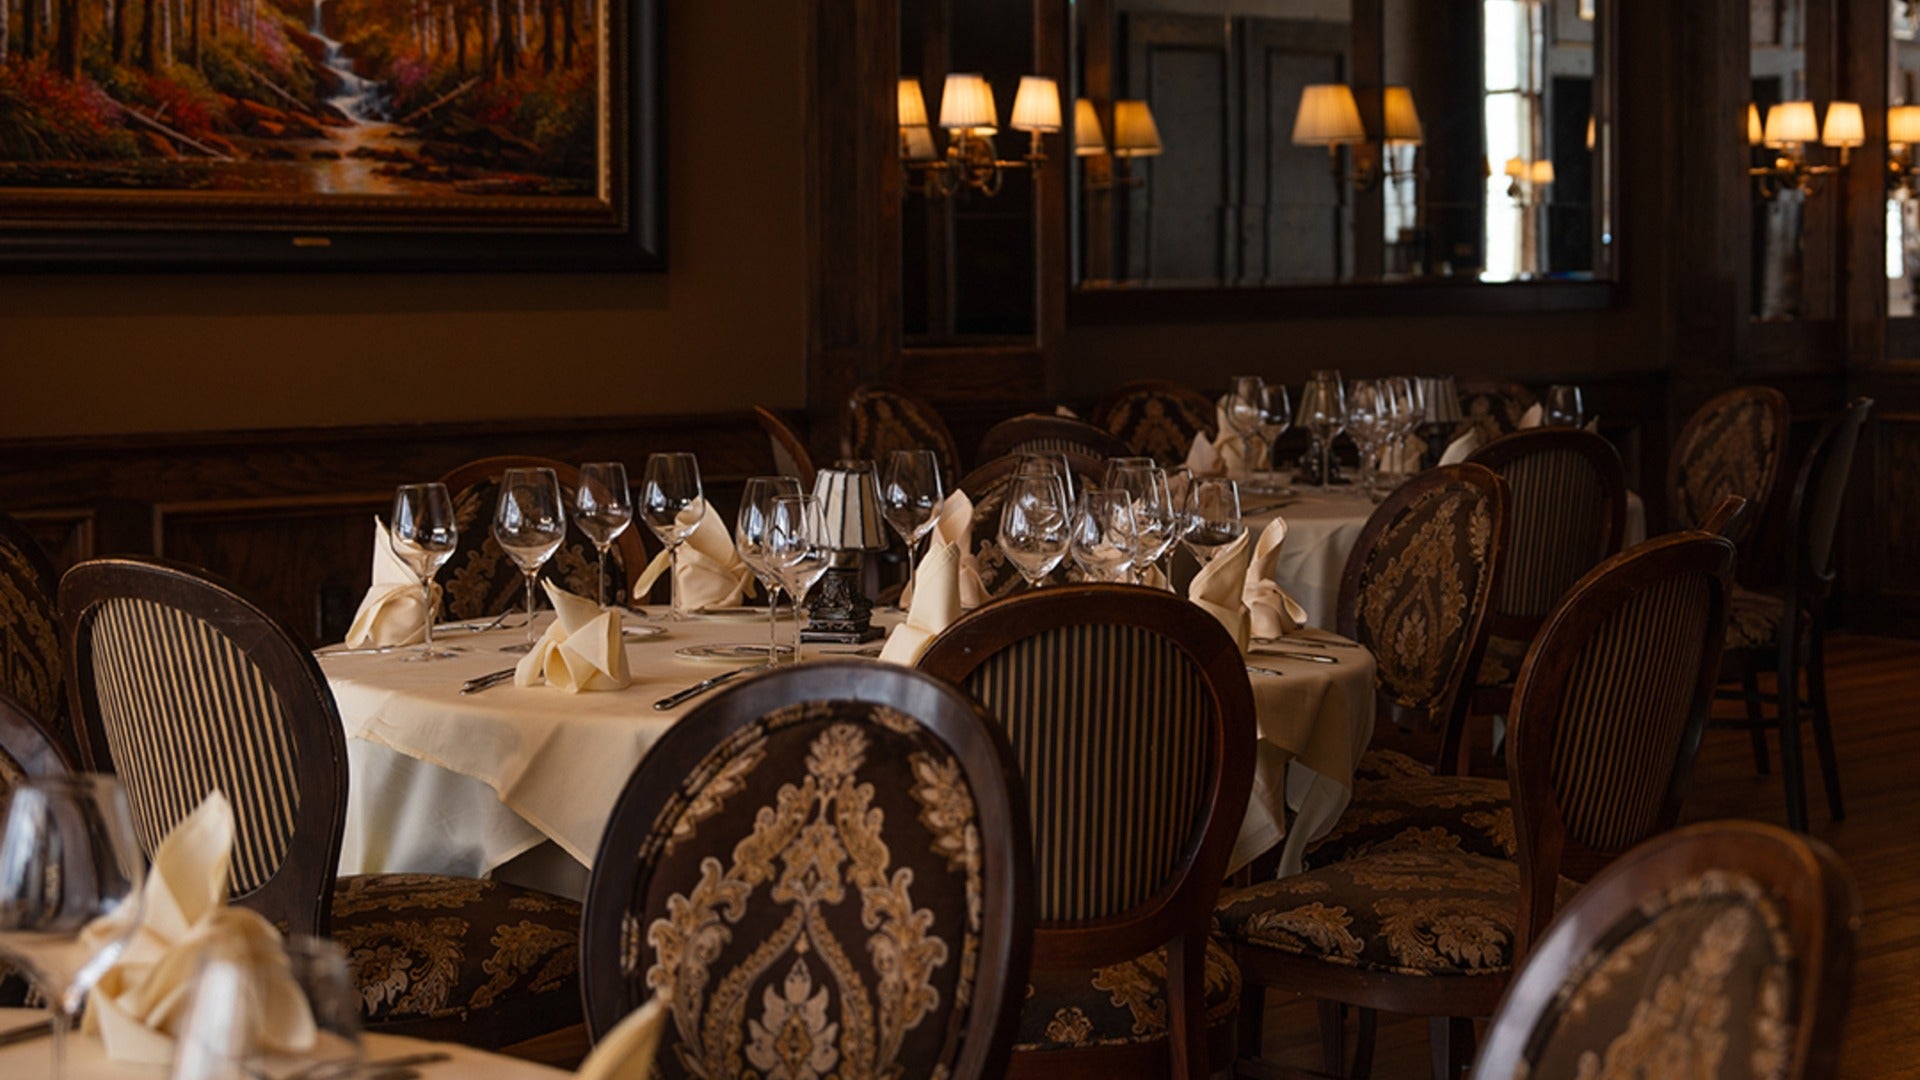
0, 1009, 565, 1080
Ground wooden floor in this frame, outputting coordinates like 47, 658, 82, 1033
1253, 632, 1920, 1078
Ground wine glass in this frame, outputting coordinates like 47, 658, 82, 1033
641, 453, 706, 620
881, 450, 945, 604
1069, 488, 1138, 583
285, 936, 362, 1070
0, 775, 146, 1080
997, 471, 1071, 588
1298, 370, 1347, 491
1027, 453, 1080, 503
1108, 462, 1179, 588
1182, 478, 1245, 564
736, 476, 803, 664
1223, 376, 1267, 477
1545, 384, 1586, 428
172, 935, 363, 1080
574, 462, 633, 610
389, 482, 459, 662
1345, 379, 1393, 502
767, 495, 832, 661
493, 467, 567, 653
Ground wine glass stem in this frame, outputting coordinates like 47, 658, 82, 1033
767, 585, 783, 664
524, 571, 538, 647
1321, 439, 1331, 490
50, 1008, 69, 1079
419, 579, 436, 659
595, 545, 609, 609
668, 544, 683, 619
791, 589, 805, 663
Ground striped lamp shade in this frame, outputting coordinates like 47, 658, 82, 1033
814, 461, 890, 551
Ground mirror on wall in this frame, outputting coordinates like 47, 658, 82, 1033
1891, 2, 1920, 318
1069, 0, 1612, 289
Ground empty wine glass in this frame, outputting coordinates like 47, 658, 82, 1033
493, 467, 567, 653
0, 776, 146, 1080
1224, 376, 1268, 477
768, 495, 832, 661
1069, 488, 1139, 583
641, 453, 706, 620
881, 450, 945, 604
1183, 478, 1245, 565
736, 476, 803, 664
998, 471, 1071, 588
574, 462, 633, 610
1027, 453, 1081, 503
1108, 461, 1179, 588
285, 936, 362, 1071
1346, 379, 1393, 502
172, 934, 362, 1080
1545, 384, 1586, 427
1256, 384, 1294, 494
1298, 370, 1347, 491
389, 482, 459, 661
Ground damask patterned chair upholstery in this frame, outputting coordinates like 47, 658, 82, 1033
977, 414, 1134, 463
1456, 378, 1539, 444
60, 558, 583, 1051
1478, 821, 1858, 1080
579, 661, 1033, 1079
917, 585, 1256, 1078
0, 690, 71, 1007
1090, 379, 1219, 468
1667, 386, 1791, 544
841, 384, 964, 483
1220, 533, 1735, 1077
1714, 398, 1873, 833
438, 456, 649, 616
956, 452, 1108, 603
0, 512, 69, 760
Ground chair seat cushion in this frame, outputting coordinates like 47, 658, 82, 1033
331, 873, 582, 1048
1724, 586, 1811, 652
1351, 747, 1433, 784
1473, 633, 1530, 689
1306, 773, 1515, 868
1216, 849, 1577, 978
1015, 937, 1240, 1052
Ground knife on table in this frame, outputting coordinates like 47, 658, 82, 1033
653, 665, 766, 711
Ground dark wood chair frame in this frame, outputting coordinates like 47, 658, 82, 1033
1699, 493, 1750, 539
438, 454, 653, 607
1237, 533, 1735, 1079
1714, 397, 1874, 833
1665, 385, 1791, 545
1478, 820, 1859, 1080
0, 689, 75, 782
0, 509, 74, 761
580, 659, 1034, 1080
60, 556, 350, 940
976, 414, 1136, 463
751, 405, 819, 489
841, 383, 965, 481
1334, 463, 1509, 771
917, 584, 1256, 1079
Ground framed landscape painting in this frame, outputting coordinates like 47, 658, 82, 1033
0, 0, 658, 269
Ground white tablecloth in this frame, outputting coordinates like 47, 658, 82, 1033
0, 1009, 565, 1079
328, 610, 1375, 894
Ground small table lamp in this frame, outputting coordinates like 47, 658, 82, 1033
803, 460, 890, 643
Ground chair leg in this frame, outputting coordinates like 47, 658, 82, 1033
1427, 1016, 1473, 1080
1351, 1007, 1377, 1080
1166, 935, 1209, 1080
1808, 630, 1845, 822
1743, 671, 1771, 775
1317, 1001, 1347, 1078
1237, 985, 1267, 1065
1776, 669, 1809, 833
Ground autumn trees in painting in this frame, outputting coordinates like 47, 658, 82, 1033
0, 0, 599, 195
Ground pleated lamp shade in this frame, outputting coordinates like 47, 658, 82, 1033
898, 79, 930, 128
1075, 98, 1107, 156
1292, 83, 1365, 146
1764, 101, 1819, 146
1821, 101, 1864, 148
1383, 85, 1423, 145
813, 462, 890, 551
1112, 100, 1163, 158
939, 73, 998, 134
1010, 76, 1062, 133
1891, 104, 1920, 146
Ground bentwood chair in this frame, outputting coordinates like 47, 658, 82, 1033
918, 585, 1256, 1079
977, 414, 1135, 463
580, 661, 1033, 1079
1218, 533, 1735, 1079
1456, 378, 1538, 444
0, 511, 70, 759
0, 690, 72, 1007
842, 383, 964, 482
751, 405, 818, 489
59, 557, 583, 1051
1716, 397, 1874, 832
1464, 429, 1628, 720
955, 452, 1107, 601
438, 455, 650, 614
1667, 386, 1791, 545
1090, 379, 1219, 468
1478, 821, 1858, 1080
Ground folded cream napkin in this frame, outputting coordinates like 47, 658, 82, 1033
633, 504, 756, 610
1243, 517, 1310, 640
516, 580, 631, 692
81, 792, 315, 1066
901, 491, 986, 609
1185, 415, 1270, 477
1437, 427, 1487, 466
1188, 530, 1252, 652
577, 998, 667, 1080
1518, 402, 1543, 429
1378, 434, 1428, 475
880, 540, 961, 665
344, 517, 440, 648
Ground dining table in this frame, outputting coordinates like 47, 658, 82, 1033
0, 1008, 567, 1079
324, 606, 1378, 899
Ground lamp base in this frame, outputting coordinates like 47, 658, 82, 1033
801, 561, 886, 644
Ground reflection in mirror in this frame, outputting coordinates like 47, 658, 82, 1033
1890, 3, 1920, 317
1070, 0, 1610, 289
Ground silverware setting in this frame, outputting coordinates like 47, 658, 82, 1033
819, 646, 884, 656
1253, 649, 1339, 665
653, 664, 768, 711
1254, 637, 1361, 650
252, 1050, 452, 1080
459, 669, 519, 694
0, 1019, 51, 1048
1245, 664, 1287, 678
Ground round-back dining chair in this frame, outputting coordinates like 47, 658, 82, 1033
0, 510, 69, 760
1090, 379, 1219, 468
955, 451, 1107, 602
1667, 385, 1791, 545
841, 383, 964, 483
977, 414, 1134, 463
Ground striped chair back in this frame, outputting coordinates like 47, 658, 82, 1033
438, 456, 650, 616
1090, 379, 1219, 468
0, 512, 68, 760
957, 452, 1107, 601
917, 585, 1254, 966
1468, 428, 1627, 637
977, 414, 1134, 463
60, 558, 346, 938
1507, 533, 1735, 945
1667, 386, 1790, 543
1337, 464, 1509, 735
842, 384, 964, 482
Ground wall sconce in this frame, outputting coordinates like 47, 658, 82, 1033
1749, 99, 1860, 198
1291, 82, 1421, 190
1503, 157, 1554, 204
1077, 98, 1162, 191
1889, 105, 1920, 197
899, 73, 1060, 199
